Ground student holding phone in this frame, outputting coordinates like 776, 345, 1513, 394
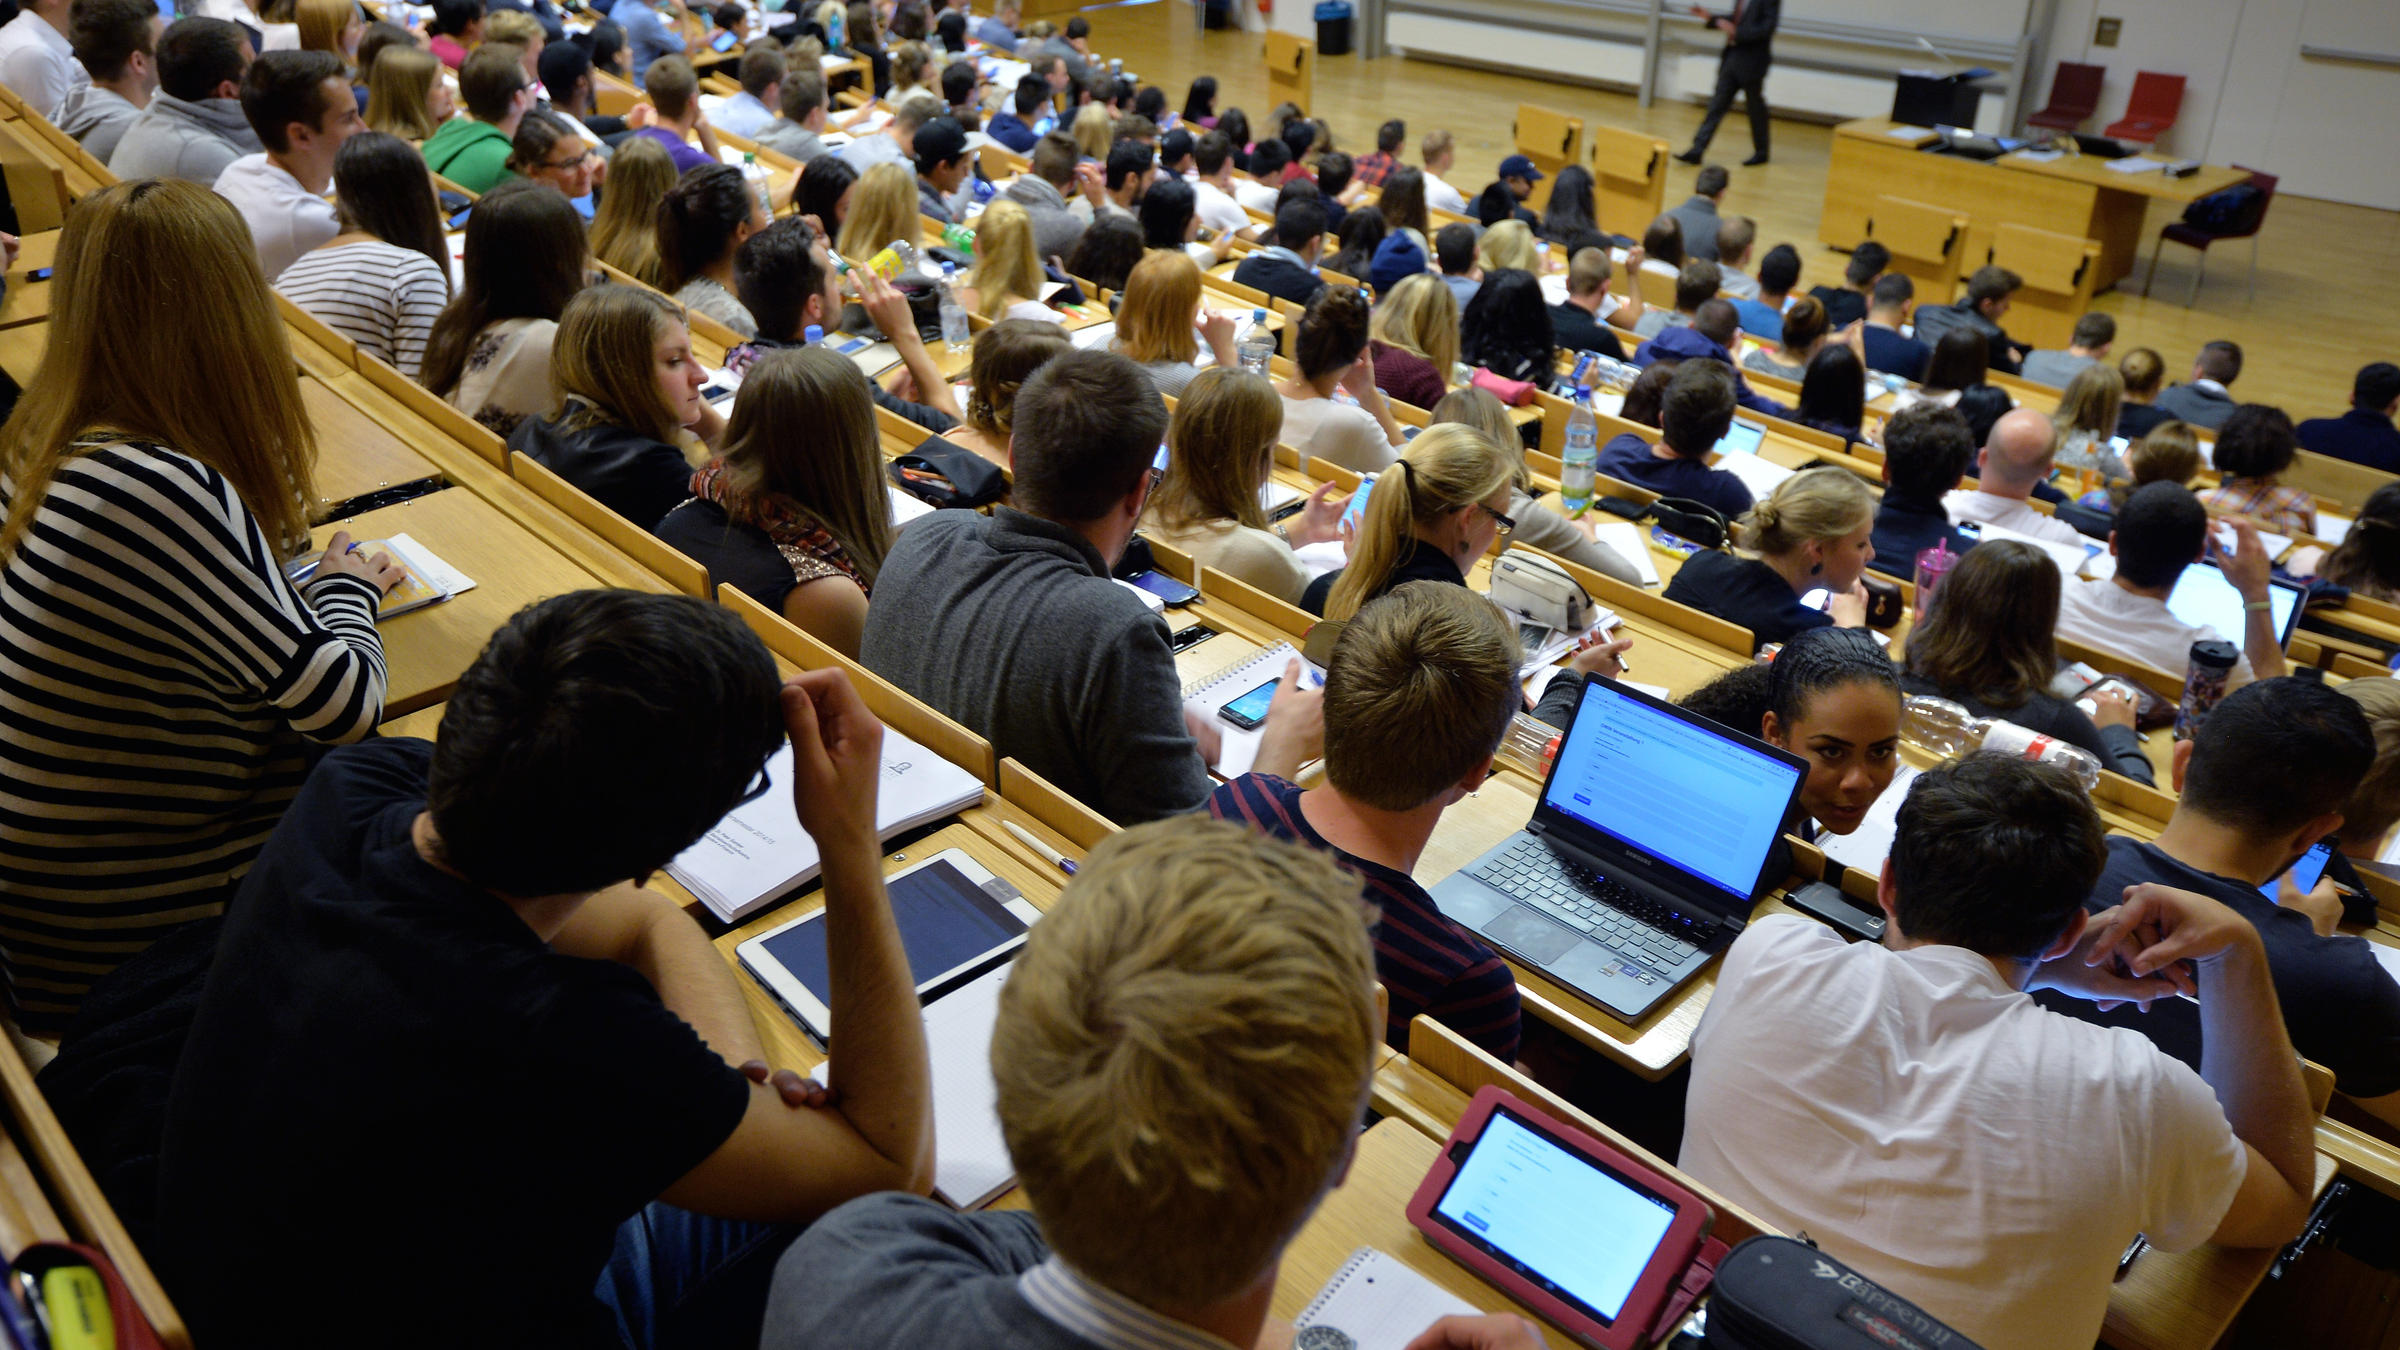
2036, 677, 2400, 1130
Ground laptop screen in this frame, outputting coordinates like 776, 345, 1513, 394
1711, 419, 1765, 458
2166, 564, 2304, 650
1541, 681, 1803, 902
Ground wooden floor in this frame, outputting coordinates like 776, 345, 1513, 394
1093, 2, 2400, 420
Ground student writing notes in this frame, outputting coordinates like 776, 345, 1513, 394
157, 593, 935, 1349
861, 350, 1322, 824
1683, 753, 2316, 1350
764, 818, 1544, 1350
0, 180, 398, 1032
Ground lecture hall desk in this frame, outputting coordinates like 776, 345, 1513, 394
1819, 119, 2249, 292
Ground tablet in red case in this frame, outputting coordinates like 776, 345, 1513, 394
1405, 1086, 1712, 1349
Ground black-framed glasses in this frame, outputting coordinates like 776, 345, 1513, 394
1475, 501, 1516, 537
541, 148, 597, 171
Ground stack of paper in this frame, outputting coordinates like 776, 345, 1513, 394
667, 729, 984, 923
2104, 156, 2165, 175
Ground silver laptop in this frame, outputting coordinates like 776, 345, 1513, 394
1432, 676, 1806, 1023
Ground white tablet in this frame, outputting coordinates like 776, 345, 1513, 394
737, 849, 1041, 1043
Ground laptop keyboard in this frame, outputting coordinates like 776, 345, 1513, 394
1469, 838, 1718, 966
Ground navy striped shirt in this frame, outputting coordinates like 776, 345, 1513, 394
0, 442, 386, 1030
1209, 774, 1522, 1061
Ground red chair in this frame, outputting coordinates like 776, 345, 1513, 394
2144, 167, 2276, 306
2103, 71, 2185, 145
2026, 62, 2104, 133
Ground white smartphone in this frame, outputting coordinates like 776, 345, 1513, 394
737, 848, 1040, 1043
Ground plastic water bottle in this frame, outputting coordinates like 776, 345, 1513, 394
1236, 308, 1275, 376
739, 151, 772, 217
1559, 356, 1599, 516
1902, 695, 2102, 790
937, 262, 971, 355
942, 221, 977, 256
868, 238, 927, 281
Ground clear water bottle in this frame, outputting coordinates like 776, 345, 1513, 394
1901, 694, 2102, 790
937, 262, 971, 355
1236, 308, 1275, 376
1560, 358, 1599, 516
740, 151, 772, 217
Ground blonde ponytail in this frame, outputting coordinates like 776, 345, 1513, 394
1732, 466, 1875, 559
1324, 425, 1515, 621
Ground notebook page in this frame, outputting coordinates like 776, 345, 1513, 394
1296, 1247, 1482, 1350
808, 963, 1018, 1209
1587, 521, 1661, 587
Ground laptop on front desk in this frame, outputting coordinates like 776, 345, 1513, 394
1430, 676, 1806, 1024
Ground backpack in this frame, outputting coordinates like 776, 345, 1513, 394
2180, 183, 2263, 235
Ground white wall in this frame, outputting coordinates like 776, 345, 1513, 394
2036, 0, 2400, 208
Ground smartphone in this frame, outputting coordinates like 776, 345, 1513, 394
25, 267, 49, 281
447, 206, 473, 230
710, 27, 739, 50
1167, 622, 1217, 653
1125, 569, 1199, 607
1217, 677, 1280, 730
1338, 474, 1376, 537
2262, 840, 2335, 902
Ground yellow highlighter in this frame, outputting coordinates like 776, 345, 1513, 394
39, 1263, 113, 1350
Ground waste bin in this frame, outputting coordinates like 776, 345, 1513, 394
1314, 0, 1352, 55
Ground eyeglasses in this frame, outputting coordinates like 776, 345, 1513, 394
1475, 501, 1515, 537
540, 148, 598, 171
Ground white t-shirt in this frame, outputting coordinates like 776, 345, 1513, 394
1942, 488, 2087, 548
1191, 177, 1252, 235
1279, 394, 1396, 474
1425, 172, 1467, 215
1682, 917, 2245, 1350
1232, 176, 1280, 215
212, 154, 338, 282
2055, 574, 2255, 683
0, 10, 86, 121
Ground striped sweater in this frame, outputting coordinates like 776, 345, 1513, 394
1208, 773, 1523, 1061
274, 240, 449, 382
0, 442, 386, 1031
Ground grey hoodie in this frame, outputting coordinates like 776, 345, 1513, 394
107, 92, 260, 184
59, 86, 139, 163
1000, 175, 1085, 265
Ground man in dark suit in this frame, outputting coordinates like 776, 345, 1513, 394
1676, 0, 1779, 166
2153, 341, 2243, 430
2298, 363, 2400, 475
1231, 198, 1329, 308
1550, 246, 1627, 361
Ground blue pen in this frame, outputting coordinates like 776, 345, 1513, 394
1002, 821, 1077, 875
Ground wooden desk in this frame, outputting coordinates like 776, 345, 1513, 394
299, 375, 443, 515
1820, 119, 2249, 292
1269, 1120, 1577, 1347
310, 487, 607, 715
0, 229, 58, 329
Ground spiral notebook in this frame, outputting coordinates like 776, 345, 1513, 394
1180, 642, 1322, 780
1296, 1247, 1481, 1350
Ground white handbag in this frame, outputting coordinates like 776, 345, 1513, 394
1489, 547, 1595, 632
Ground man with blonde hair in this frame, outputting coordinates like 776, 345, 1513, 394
1211, 581, 1526, 1061
1421, 126, 1467, 214
761, 819, 1545, 1350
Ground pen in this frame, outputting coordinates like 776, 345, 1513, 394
1002, 821, 1077, 875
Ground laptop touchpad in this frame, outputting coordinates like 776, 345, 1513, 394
1486, 906, 1583, 965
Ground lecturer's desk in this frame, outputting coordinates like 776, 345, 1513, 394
1819, 120, 2248, 293
309, 487, 608, 715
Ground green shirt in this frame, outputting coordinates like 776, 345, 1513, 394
421, 118, 513, 194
